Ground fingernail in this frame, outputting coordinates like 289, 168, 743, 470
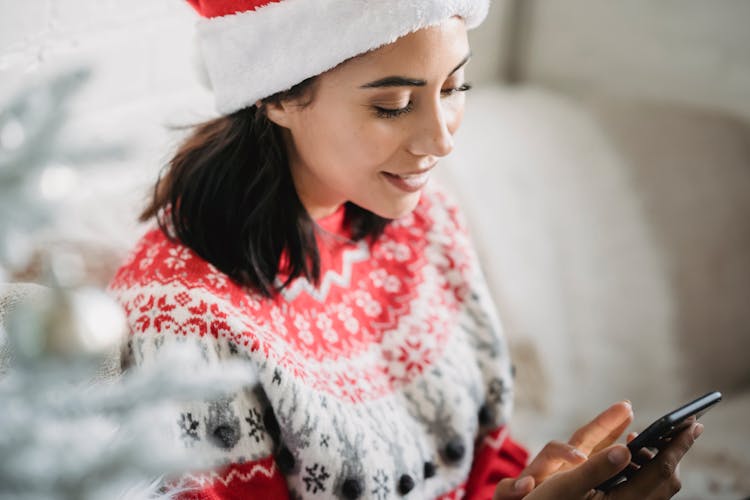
692, 423, 704, 439
623, 400, 633, 414
571, 448, 588, 460
608, 447, 629, 466
514, 476, 533, 492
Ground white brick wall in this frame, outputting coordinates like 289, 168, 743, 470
0, 0, 215, 143
1, 0, 208, 109
8, 7, 199, 152
0, 0, 215, 253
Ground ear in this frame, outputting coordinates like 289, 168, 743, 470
262, 99, 294, 128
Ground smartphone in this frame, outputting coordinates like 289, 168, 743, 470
595, 391, 722, 492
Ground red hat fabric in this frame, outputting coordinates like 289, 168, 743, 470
187, 0, 490, 115
186, 0, 281, 18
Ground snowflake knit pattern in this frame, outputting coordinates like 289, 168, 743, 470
109, 184, 528, 499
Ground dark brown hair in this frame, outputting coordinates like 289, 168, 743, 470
141, 78, 389, 297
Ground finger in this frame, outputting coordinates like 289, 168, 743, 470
552, 444, 632, 496
569, 401, 634, 455
631, 445, 656, 467
492, 476, 535, 500
521, 440, 588, 484
590, 402, 635, 454
619, 422, 702, 497
626, 432, 638, 444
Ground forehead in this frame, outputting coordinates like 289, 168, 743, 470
325, 18, 470, 81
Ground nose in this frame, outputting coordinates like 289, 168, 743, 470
408, 100, 455, 158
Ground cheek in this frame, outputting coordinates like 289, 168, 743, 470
357, 121, 406, 163
292, 100, 409, 178
318, 116, 404, 172
293, 112, 354, 167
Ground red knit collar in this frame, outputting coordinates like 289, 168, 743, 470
315, 204, 347, 238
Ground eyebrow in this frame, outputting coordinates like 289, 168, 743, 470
360, 52, 472, 89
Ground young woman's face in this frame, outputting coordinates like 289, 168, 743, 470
266, 18, 471, 220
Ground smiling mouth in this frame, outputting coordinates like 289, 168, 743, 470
383, 171, 429, 179
381, 170, 432, 193
382, 162, 436, 178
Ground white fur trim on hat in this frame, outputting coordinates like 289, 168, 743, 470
194, 0, 490, 115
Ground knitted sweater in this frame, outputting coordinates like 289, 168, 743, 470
109, 185, 528, 500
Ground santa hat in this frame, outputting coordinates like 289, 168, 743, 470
186, 0, 490, 115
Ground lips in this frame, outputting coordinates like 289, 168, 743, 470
381, 169, 432, 193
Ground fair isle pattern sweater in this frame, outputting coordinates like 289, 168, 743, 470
109, 185, 528, 500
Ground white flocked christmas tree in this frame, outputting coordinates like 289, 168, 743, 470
0, 67, 253, 500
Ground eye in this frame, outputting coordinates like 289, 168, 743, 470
441, 83, 473, 97
374, 101, 414, 119
372, 83, 472, 119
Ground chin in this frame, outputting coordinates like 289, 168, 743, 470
369, 192, 422, 220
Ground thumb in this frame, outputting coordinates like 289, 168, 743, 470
554, 445, 631, 496
492, 476, 535, 500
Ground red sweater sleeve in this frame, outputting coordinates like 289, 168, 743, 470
175, 456, 290, 500
464, 426, 529, 500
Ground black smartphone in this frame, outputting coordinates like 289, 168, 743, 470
595, 391, 722, 492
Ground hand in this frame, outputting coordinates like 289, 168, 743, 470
498, 421, 703, 500
493, 401, 633, 499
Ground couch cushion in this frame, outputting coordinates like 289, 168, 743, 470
437, 84, 750, 449
437, 86, 677, 445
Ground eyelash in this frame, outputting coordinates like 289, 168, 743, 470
374, 83, 473, 119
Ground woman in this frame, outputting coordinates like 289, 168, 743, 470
109, 0, 700, 498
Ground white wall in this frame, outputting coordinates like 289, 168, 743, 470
0, 0, 209, 117
0, 0, 214, 167
0, 0, 213, 255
